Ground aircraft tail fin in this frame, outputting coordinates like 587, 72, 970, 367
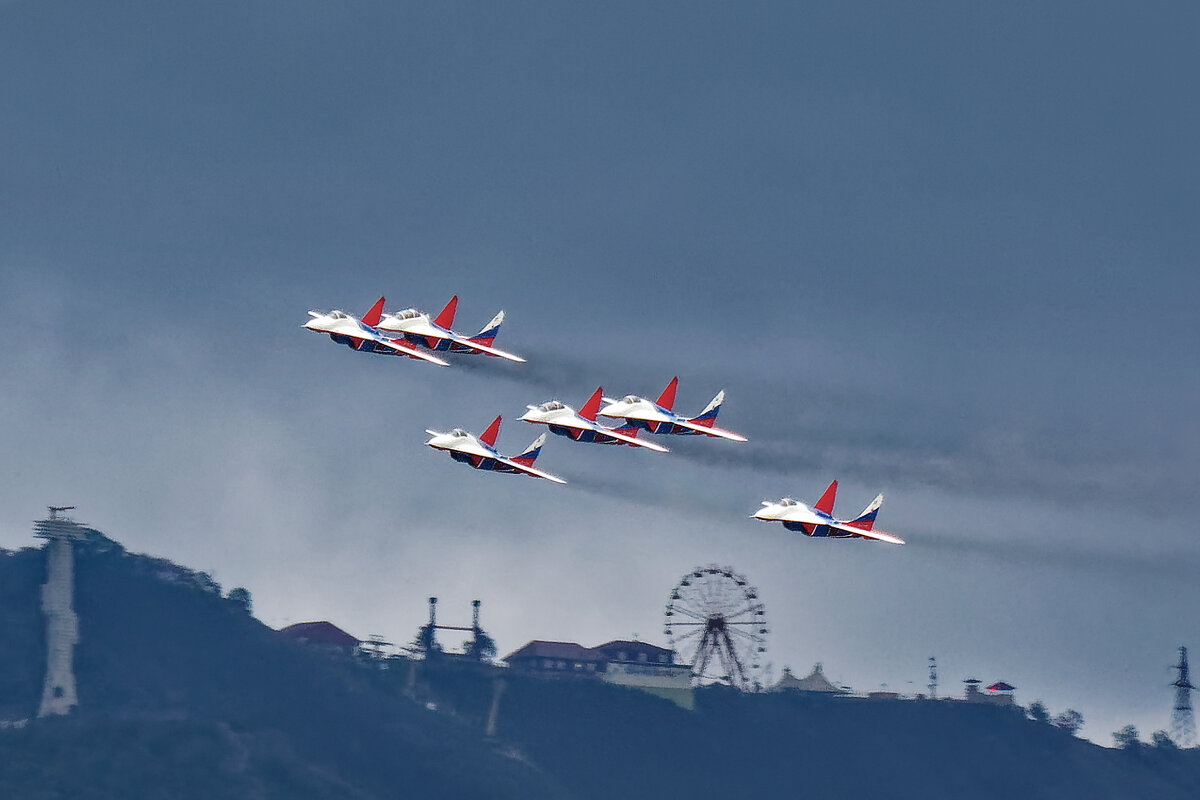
688, 390, 725, 427
846, 494, 884, 531
362, 296, 386, 328
434, 295, 459, 329
814, 480, 838, 516
511, 433, 547, 466
468, 310, 504, 347
579, 387, 604, 422
479, 415, 502, 448
655, 377, 679, 411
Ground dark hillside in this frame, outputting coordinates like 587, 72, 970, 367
421, 665, 1200, 800
3, 534, 1200, 799
1, 537, 565, 799
0, 547, 45, 719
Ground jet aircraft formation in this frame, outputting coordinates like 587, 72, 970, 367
303, 295, 904, 544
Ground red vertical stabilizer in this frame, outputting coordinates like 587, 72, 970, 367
814, 480, 838, 515
362, 297, 385, 328
656, 377, 679, 411
479, 415, 502, 447
580, 387, 604, 421
434, 296, 459, 330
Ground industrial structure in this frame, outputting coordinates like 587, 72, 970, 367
33, 506, 83, 718
413, 597, 496, 662
1171, 646, 1195, 748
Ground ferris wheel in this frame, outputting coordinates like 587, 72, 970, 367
664, 565, 768, 691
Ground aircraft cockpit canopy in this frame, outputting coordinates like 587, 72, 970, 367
539, 401, 566, 412
778, 498, 798, 506
329, 310, 349, 319
449, 428, 469, 438
621, 395, 640, 404
392, 309, 422, 320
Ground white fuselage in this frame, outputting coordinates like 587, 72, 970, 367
753, 499, 827, 525
598, 396, 673, 424
518, 403, 584, 428
425, 429, 497, 459
304, 311, 374, 338
376, 310, 442, 338
519, 401, 669, 452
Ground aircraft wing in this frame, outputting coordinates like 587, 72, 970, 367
666, 417, 748, 442
378, 338, 450, 366
827, 520, 905, 545
496, 456, 567, 484
590, 422, 670, 453
442, 333, 526, 363
387, 318, 526, 362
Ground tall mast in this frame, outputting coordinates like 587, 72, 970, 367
1171, 646, 1196, 748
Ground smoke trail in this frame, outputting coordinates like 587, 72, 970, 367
452, 346, 1193, 512
912, 527, 1200, 581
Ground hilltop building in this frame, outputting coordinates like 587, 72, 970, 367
280, 621, 360, 655
963, 677, 1016, 706
504, 639, 693, 709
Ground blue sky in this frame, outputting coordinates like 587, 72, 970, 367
2, 1, 1198, 744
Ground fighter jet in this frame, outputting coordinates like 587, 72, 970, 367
752, 480, 905, 544
598, 377, 747, 442
376, 296, 526, 363
303, 297, 450, 366
425, 416, 565, 484
519, 387, 670, 453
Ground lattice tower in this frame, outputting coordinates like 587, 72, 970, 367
1171, 646, 1196, 748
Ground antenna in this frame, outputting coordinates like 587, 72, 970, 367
928, 656, 938, 699
1171, 646, 1196, 748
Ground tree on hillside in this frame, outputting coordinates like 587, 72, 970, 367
1151, 730, 1178, 750
1027, 700, 1049, 724
1113, 725, 1141, 750
1052, 709, 1084, 735
226, 587, 252, 614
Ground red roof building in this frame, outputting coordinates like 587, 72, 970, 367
592, 639, 676, 666
503, 638, 693, 708
280, 621, 360, 653
503, 639, 677, 675
504, 640, 607, 675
